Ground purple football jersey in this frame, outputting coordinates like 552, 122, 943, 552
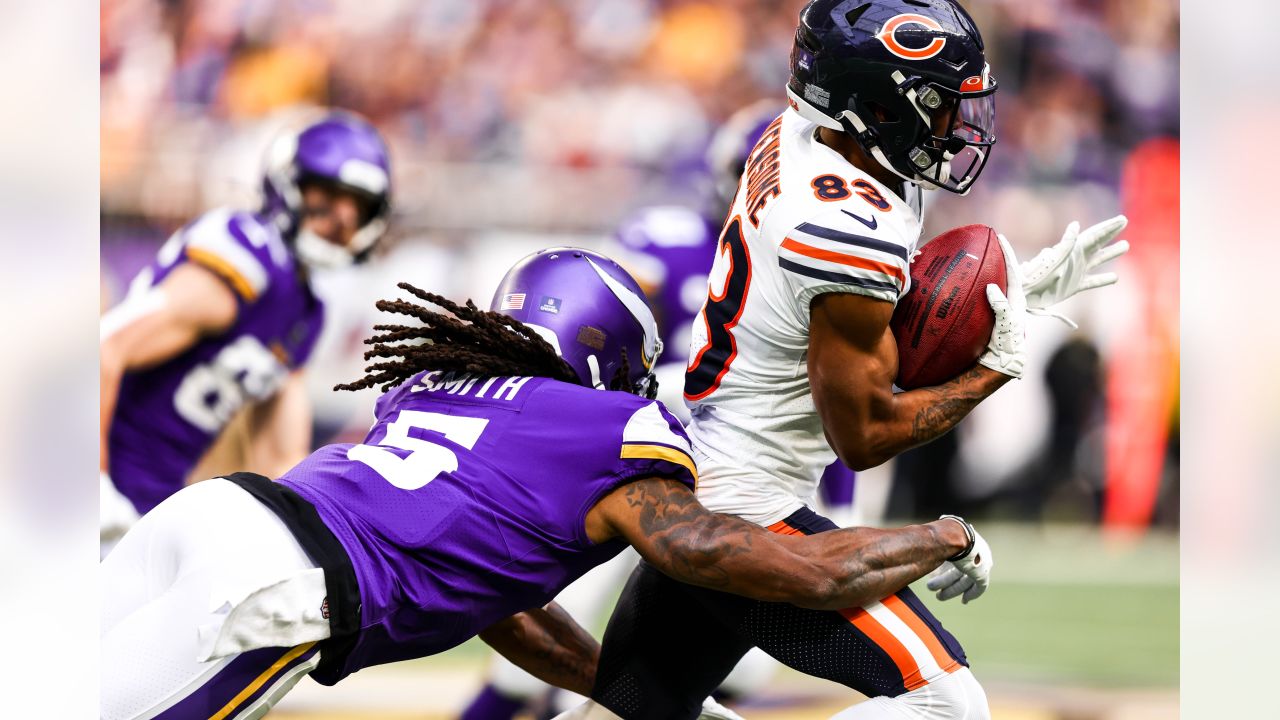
278, 371, 696, 684
616, 206, 720, 355
107, 208, 324, 513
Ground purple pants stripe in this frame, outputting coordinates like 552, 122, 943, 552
153, 642, 320, 719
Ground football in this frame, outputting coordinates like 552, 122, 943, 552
890, 224, 1007, 390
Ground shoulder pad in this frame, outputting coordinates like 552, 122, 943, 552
182, 210, 290, 302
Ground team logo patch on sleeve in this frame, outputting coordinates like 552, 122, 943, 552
500, 293, 526, 310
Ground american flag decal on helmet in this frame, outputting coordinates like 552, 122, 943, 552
500, 293, 526, 310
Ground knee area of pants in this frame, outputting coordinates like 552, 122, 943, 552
860, 669, 989, 720
923, 668, 990, 720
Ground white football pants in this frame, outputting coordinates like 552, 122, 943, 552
101, 478, 327, 720
828, 668, 990, 720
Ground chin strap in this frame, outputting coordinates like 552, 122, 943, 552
294, 219, 386, 270
295, 229, 355, 270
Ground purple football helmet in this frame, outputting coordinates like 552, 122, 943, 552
261, 110, 392, 268
491, 248, 662, 399
706, 100, 784, 205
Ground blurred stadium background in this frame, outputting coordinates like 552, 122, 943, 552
100, 0, 1179, 718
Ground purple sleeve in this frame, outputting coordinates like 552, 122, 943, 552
614, 400, 697, 491
178, 210, 289, 306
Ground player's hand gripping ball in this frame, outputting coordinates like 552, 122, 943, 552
890, 225, 1011, 388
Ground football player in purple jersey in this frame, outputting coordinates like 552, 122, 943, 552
101, 248, 990, 720
457, 105, 794, 720
99, 111, 392, 554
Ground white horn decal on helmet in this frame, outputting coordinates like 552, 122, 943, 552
585, 257, 662, 369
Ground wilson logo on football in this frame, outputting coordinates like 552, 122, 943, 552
876, 13, 947, 61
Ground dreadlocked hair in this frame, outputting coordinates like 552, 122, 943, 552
335, 282, 582, 393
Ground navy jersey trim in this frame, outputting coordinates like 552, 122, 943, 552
779, 258, 901, 294
794, 223, 910, 261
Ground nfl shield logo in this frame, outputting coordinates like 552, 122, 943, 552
538, 296, 562, 314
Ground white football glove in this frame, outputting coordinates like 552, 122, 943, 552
1019, 215, 1129, 328
977, 233, 1027, 379
699, 697, 746, 720
926, 515, 993, 604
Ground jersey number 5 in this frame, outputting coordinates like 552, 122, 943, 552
685, 217, 751, 401
348, 410, 490, 490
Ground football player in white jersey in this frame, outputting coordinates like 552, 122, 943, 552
562, 1, 1129, 719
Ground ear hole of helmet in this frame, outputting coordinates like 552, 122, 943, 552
796, 27, 822, 53
865, 101, 900, 124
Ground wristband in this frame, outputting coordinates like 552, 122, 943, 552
939, 514, 975, 561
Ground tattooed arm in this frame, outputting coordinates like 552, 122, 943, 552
807, 292, 1010, 470
478, 602, 600, 696
585, 478, 969, 611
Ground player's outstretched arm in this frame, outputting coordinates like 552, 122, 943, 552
478, 602, 600, 697
588, 477, 969, 611
99, 264, 239, 471
808, 291, 1011, 471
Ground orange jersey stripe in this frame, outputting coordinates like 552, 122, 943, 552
780, 237, 906, 284
839, 607, 928, 691
882, 594, 961, 675
766, 520, 806, 536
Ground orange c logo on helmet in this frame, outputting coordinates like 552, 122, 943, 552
876, 13, 947, 61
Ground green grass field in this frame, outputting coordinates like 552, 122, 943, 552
274, 524, 1178, 719
919, 524, 1178, 689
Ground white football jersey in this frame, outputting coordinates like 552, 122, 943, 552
684, 108, 924, 526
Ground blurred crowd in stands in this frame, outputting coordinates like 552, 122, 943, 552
101, 0, 1180, 529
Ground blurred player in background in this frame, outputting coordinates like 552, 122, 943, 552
569, 1, 1128, 718
100, 248, 990, 720
99, 111, 392, 555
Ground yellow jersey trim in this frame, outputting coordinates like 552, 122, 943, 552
187, 247, 259, 302
620, 443, 698, 486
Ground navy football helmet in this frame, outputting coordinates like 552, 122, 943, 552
787, 0, 996, 194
